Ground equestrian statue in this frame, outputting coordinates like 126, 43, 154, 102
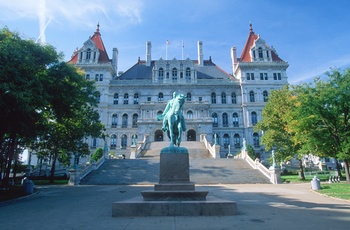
157, 92, 186, 147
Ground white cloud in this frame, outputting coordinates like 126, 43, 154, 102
0, 0, 144, 29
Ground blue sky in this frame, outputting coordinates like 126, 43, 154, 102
1, 0, 350, 84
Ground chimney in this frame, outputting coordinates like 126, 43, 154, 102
197, 41, 203, 66
231, 47, 238, 73
146, 41, 152, 66
112, 48, 118, 74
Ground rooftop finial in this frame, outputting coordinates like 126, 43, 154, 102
249, 22, 253, 33
96, 22, 100, 32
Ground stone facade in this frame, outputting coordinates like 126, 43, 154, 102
69, 24, 288, 160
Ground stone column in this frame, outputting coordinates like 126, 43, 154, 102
68, 169, 80, 186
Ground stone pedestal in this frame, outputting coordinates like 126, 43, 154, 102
112, 147, 237, 216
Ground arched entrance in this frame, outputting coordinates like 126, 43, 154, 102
187, 129, 196, 141
154, 130, 163, 142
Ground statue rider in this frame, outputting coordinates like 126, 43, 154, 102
157, 92, 186, 132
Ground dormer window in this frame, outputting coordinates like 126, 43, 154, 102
258, 47, 263, 58
86, 48, 91, 60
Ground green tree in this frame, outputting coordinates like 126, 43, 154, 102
0, 28, 58, 187
91, 148, 104, 162
294, 69, 350, 182
255, 85, 305, 179
33, 62, 105, 183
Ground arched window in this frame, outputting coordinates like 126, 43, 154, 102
249, 91, 255, 102
253, 133, 260, 146
211, 93, 216, 104
159, 68, 164, 78
95, 91, 100, 103
263, 90, 269, 102
186, 68, 191, 80
212, 113, 218, 127
113, 93, 118, 105
121, 134, 127, 148
111, 114, 118, 128
221, 92, 226, 104
134, 93, 139, 104
157, 110, 163, 116
223, 134, 230, 148
222, 113, 228, 127
251, 111, 257, 125
132, 114, 138, 128
234, 134, 240, 148
110, 134, 117, 148
158, 92, 164, 101
122, 114, 128, 128
123, 93, 129, 104
187, 93, 192, 102
187, 110, 193, 119
91, 138, 97, 148
231, 92, 237, 104
86, 48, 91, 60
232, 113, 239, 127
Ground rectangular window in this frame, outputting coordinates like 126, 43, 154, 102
260, 73, 268, 80
85, 74, 90, 80
99, 74, 103, 81
246, 73, 251, 80
260, 73, 264, 80
95, 74, 99, 81
278, 73, 281, 80
199, 97, 202, 103
273, 73, 277, 80
264, 73, 268, 80
251, 73, 254, 80
147, 97, 151, 102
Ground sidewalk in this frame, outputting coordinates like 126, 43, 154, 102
0, 183, 349, 230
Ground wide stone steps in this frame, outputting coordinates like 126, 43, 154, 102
80, 158, 270, 185
141, 141, 212, 159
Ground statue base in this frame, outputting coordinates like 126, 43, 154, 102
112, 147, 237, 216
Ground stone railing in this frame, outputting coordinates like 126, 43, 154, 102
136, 134, 150, 158
200, 134, 220, 158
68, 156, 106, 185
238, 150, 281, 184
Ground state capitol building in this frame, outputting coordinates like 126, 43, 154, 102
68, 23, 289, 160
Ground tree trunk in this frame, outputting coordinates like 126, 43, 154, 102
49, 152, 58, 183
336, 159, 342, 177
298, 159, 305, 180
343, 159, 350, 183
2, 134, 17, 188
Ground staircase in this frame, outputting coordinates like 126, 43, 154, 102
141, 141, 212, 159
80, 141, 270, 185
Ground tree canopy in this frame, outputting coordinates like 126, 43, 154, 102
256, 68, 350, 182
0, 28, 104, 186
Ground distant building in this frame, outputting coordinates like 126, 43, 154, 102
68, 23, 288, 160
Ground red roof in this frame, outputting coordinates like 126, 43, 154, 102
68, 23, 110, 64
239, 24, 284, 62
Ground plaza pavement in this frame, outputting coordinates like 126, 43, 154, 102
0, 182, 349, 230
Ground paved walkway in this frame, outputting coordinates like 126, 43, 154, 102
1, 183, 349, 230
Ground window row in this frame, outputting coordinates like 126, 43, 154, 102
213, 132, 260, 149
246, 72, 282, 81
212, 111, 258, 127
90, 134, 137, 149
85, 74, 104, 81
109, 92, 238, 104
111, 113, 138, 128
158, 67, 191, 81
249, 90, 269, 102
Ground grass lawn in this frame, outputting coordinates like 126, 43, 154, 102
281, 173, 350, 201
281, 174, 332, 183
317, 183, 350, 200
